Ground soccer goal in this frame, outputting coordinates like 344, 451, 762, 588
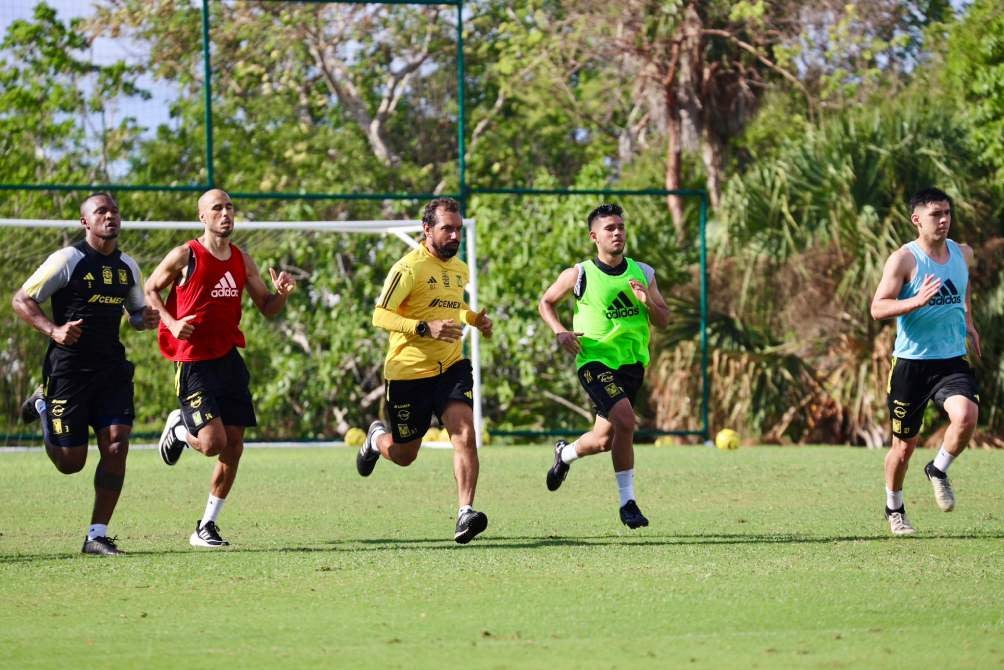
0, 217, 483, 449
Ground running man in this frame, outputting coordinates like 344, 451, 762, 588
145, 189, 296, 548
538, 203, 669, 529
356, 197, 493, 544
12, 193, 159, 555
871, 187, 981, 535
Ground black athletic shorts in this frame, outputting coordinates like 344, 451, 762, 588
42, 360, 135, 448
384, 359, 474, 443
175, 347, 257, 434
577, 361, 645, 419
886, 356, 979, 439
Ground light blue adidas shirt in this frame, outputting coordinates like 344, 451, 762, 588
893, 239, 968, 360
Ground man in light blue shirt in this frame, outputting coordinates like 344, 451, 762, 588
870, 187, 981, 535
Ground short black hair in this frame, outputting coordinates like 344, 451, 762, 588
422, 197, 461, 227
80, 192, 117, 216
909, 187, 952, 213
587, 203, 623, 228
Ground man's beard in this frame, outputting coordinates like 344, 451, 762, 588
434, 241, 459, 259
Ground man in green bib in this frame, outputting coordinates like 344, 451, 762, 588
538, 203, 670, 528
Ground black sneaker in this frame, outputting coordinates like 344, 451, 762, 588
82, 536, 124, 555
619, 500, 649, 529
454, 509, 488, 544
546, 439, 571, 491
19, 385, 43, 423
158, 409, 186, 466
356, 420, 385, 477
190, 520, 229, 547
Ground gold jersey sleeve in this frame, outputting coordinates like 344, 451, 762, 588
375, 244, 473, 380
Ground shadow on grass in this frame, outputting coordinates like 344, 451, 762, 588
4, 530, 1003, 563
334, 530, 1004, 551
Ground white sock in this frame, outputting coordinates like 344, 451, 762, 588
615, 469, 635, 507
88, 523, 108, 540
459, 505, 473, 516
368, 424, 387, 453
200, 495, 225, 528
36, 398, 52, 441
560, 441, 580, 464
886, 488, 903, 511
173, 423, 189, 443
933, 446, 956, 473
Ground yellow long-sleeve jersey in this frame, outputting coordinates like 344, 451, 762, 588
373, 242, 477, 380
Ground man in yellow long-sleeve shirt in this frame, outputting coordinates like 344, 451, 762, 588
357, 197, 493, 544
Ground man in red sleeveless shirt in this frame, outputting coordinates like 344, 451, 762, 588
145, 189, 296, 547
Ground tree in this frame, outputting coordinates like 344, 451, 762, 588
943, 0, 1004, 178
0, 2, 148, 212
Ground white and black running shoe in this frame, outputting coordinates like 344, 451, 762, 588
924, 461, 956, 512
885, 506, 916, 535
158, 409, 186, 466
454, 509, 488, 544
546, 440, 571, 491
356, 420, 385, 477
190, 520, 229, 548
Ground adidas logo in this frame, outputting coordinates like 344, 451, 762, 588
605, 291, 640, 319
928, 278, 962, 306
211, 271, 240, 298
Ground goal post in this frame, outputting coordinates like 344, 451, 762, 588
0, 217, 483, 448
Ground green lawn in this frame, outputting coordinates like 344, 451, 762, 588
1, 445, 1002, 669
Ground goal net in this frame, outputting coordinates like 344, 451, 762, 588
0, 218, 482, 449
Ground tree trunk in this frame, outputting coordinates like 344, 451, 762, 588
701, 131, 724, 210
665, 105, 686, 243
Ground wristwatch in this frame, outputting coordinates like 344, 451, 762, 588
416, 320, 429, 337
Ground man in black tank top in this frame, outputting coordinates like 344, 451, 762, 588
12, 193, 159, 555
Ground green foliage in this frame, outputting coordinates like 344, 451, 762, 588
697, 99, 999, 442
943, 0, 1004, 177
0, 2, 148, 214
2, 1, 1003, 444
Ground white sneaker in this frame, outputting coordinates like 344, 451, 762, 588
886, 509, 916, 536
924, 461, 955, 512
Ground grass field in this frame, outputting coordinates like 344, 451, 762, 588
1, 444, 1002, 669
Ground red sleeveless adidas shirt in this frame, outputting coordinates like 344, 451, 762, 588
158, 239, 247, 362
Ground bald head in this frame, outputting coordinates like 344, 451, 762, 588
198, 189, 231, 214
198, 189, 235, 239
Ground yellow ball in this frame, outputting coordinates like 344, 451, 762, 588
344, 427, 366, 447
715, 428, 740, 451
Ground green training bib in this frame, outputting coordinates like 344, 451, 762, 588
572, 258, 651, 369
